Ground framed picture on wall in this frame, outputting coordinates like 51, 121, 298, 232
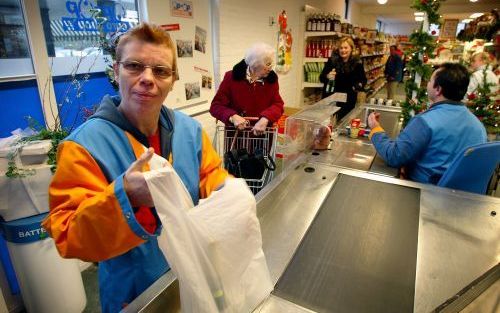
440, 19, 459, 40
171, 0, 194, 18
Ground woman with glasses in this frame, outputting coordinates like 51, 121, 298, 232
210, 42, 284, 136
42, 23, 228, 312
320, 37, 367, 120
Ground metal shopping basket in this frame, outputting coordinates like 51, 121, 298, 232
215, 123, 277, 195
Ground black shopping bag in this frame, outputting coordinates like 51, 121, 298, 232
224, 131, 276, 179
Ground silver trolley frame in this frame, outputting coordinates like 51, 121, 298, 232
215, 124, 278, 194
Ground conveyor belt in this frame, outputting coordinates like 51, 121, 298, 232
273, 174, 421, 313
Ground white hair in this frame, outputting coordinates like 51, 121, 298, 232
244, 42, 275, 69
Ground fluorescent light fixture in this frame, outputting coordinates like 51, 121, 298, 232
469, 0, 478, 2
469, 13, 483, 18
415, 16, 424, 22
377, 0, 388, 4
414, 12, 424, 16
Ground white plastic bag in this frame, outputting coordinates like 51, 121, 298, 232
144, 156, 273, 313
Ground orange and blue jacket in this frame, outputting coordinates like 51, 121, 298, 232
42, 95, 228, 312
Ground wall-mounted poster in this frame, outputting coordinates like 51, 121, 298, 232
176, 40, 193, 57
171, 0, 193, 18
440, 19, 459, 40
185, 82, 200, 100
195, 26, 207, 53
201, 75, 212, 89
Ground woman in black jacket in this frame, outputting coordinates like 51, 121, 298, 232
320, 37, 366, 120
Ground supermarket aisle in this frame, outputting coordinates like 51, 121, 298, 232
371, 81, 406, 103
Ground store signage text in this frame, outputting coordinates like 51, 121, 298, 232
61, 0, 134, 33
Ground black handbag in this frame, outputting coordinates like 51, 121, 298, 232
224, 131, 276, 179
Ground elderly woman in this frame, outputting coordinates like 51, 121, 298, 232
210, 42, 284, 135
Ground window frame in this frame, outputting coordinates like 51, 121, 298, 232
1, 0, 145, 129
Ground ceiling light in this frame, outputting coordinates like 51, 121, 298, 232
377, 0, 388, 4
415, 16, 424, 22
414, 12, 424, 16
469, 0, 478, 2
461, 18, 472, 23
469, 13, 483, 19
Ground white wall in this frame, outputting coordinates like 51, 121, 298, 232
144, 0, 215, 113
384, 22, 420, 35
348, 1, 377, 29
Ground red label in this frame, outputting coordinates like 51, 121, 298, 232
161, 24, 180, 31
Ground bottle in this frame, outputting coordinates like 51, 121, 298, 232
307, 15, 312, 31
326, 78, 335, 93
320, 14, 326, 31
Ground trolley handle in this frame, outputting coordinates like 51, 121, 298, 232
242, 117, 277, 128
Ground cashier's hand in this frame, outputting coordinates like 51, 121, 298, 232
230, 114, 249, 130
367, 112, 381, 129
124, 148, 155, 207
252, 117, 269, 136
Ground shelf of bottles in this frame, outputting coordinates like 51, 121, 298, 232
305, 13, 354, 35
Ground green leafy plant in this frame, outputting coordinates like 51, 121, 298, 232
5, 6, 111, 178
401, 1, 444, 126
465, 69, 500, 135
411, 0, 444, 25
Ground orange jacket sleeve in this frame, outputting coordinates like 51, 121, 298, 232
42, 141, 144, 262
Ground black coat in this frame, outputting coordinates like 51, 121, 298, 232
319, 52, 367, 119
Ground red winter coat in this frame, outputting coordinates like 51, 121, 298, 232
210, 60, 284, 124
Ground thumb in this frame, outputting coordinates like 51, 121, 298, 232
128, 148, 154, 173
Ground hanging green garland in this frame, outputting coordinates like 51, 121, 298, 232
465, 69, 500, 135
411, 0, 444, 25
401, 0, 445, 127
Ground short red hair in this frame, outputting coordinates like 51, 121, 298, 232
116, 22, 178, 80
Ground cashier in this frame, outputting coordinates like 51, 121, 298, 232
367, 63, 487, 184
42, 23, 228, 312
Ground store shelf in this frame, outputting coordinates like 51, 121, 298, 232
360, 53, 385, 58
367, 81, 387, 97
305, 31, 351, 38
363, 39, 388, 44
304, 57, 328, 63
367, 75, 384, 85
302, 82, 323, 88
364, 64, 384, 72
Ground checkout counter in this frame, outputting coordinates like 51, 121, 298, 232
123, 95, 500, 313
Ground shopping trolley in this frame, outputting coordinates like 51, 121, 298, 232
215, 122, 278, 195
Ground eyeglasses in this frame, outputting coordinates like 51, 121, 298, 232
118, 61, 175, 79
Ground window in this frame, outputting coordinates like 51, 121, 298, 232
0, 0, 34, 78
38, 0, 139, 76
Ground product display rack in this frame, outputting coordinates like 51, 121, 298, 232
298, 6, 391, 106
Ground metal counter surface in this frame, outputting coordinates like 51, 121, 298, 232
307, 104, 403, 177
123, 160, 499, 313
255, 164, 500, 313
273, 174, 421, 313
